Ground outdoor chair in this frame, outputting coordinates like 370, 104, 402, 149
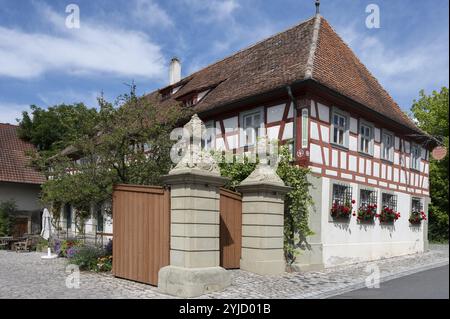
13, 237, 32, 252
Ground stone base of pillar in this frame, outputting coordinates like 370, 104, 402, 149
158, 266, 231, 298
240, 259, 285, 275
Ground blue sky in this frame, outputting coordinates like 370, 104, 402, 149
0, 0, 448, 124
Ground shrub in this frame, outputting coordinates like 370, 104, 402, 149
35, 238, 49, 252
55, 238, 82, 257
0, 200, 17, 236
96, 255, 113, 272
105, 239, 113, 255
68, 246, 105, 271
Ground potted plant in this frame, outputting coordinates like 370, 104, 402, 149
331, 199, 355, 220
377, 206, 400, 223
356, 204, 377, 223
409, 211, 426, 225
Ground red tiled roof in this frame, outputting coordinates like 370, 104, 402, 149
0, 123, 45, 185
146, 15, 420, 133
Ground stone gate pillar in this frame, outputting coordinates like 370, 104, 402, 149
237, 160, 291, 275
158, 115, 231, 298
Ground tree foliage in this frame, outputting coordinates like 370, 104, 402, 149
217, 146, 314, 264
0, 200, 17, 236
25, 85, 189, 226
410, 87, 449, 242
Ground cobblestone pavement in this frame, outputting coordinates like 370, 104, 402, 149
0, 244, 447, 299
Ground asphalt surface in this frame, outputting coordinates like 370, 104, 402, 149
330, 265, 449, 299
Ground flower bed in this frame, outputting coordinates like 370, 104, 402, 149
331, 199, 355, 220
409, 211, 427, 225
356, 204, 377, 223
377, 206, 400, 223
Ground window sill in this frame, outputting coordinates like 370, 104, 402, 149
380, 158, 394, 164
329, 142, 349, 151
358, 151, 374, 158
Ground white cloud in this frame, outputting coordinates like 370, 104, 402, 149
183, 0, 240, 22
133, 0, 174, 28
0, 5, 166, 80
336, 24, 449, 106
0, 102, 31, 124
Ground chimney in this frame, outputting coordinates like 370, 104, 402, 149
169, 57, 181, 85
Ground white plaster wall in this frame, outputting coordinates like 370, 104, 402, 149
282, 122, 293, 140
349, 117, 358, 134
310, 122, 319, 140
349, 135, 357, 151
317, 103, 329, 122
320, 125, 329, 143
310, 143, 322, 165
320, 178, 426, 267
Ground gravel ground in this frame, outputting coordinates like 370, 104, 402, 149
0, 244, 447, 299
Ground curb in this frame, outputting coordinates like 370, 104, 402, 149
304, 258, 449, 299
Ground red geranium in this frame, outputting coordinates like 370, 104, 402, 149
378, 206, 400, 223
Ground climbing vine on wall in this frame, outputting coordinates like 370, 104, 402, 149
217, 146, 314, 266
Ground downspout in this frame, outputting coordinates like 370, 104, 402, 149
286, 85, 298, 160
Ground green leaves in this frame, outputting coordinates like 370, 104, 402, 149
410, 87, 449, 242
217, 146, 314, 265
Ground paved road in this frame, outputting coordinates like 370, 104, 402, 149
331, 265, 449, 299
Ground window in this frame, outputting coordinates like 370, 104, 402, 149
203, 121, 215, 151
64, 204, 72, 229
382, 193, 397, 211
359, 121, 373, 155
241, 109, 262, 147
96, 206, 104, 232
360, 189, 378, 208
381, 131, 394, 161
301, 108, 309, 148
411, 144, 421, 170
332, 184, 353, 207
411, 197, 423, 213
331, 112, 348, 147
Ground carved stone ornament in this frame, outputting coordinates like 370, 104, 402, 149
170, 114, 220, 175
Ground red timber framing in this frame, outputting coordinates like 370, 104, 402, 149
200, 82, 431, 198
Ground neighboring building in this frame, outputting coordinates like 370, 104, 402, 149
0, 123, 45, 236
65, 13, 433, 267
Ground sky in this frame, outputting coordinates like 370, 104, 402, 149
0, 0, 448, 124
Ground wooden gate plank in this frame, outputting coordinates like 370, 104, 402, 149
219, 188, 242, 269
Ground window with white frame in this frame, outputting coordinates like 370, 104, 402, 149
331, 111, 348, 147
203, 121, 215, 151
411, 144, 421, 170
241, 109, 262, 147
411, 197, 423, 213
381, 131, 394, 161
360, 189, 377, 208
359, 121, 373, 155
381, 193, 397, 211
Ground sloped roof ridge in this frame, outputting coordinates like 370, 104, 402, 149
165, 15, 317, 90
315, 18, 415, 127
305, 14, 322, 79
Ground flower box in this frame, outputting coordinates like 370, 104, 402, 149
377, 206, 400, 224
356, 204, 377, 223
409, 211, 426, 225
331, 200, 355, 221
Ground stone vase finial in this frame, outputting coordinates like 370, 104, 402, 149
170, 114, 220, 175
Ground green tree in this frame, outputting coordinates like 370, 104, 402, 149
40, 85, 189, 225
0, 200, 17, 236
411, 87, 449, 242
18, 103, 99, 155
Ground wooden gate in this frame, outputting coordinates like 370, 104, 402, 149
112, 184, 170, 286
219, 188, 242, 269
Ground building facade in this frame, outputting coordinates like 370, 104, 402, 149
0, 123, 45, 236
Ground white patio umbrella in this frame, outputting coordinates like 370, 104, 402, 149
40, 208, 51, 240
